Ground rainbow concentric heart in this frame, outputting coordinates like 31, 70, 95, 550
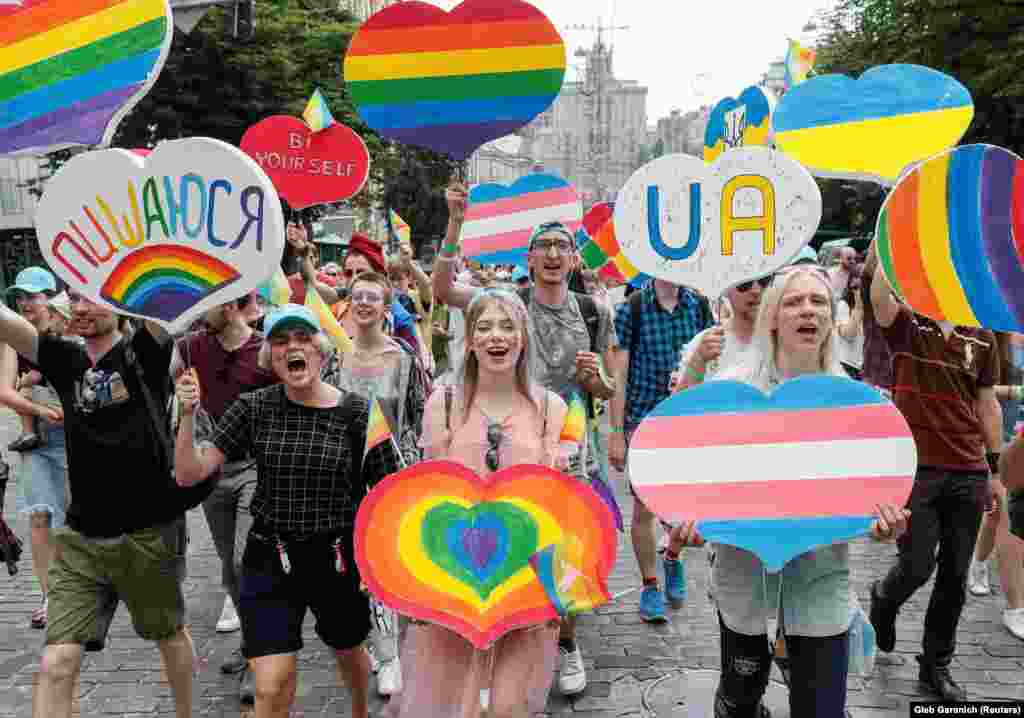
355, 461, 617, 649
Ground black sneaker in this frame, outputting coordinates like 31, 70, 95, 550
221, 647, 246, 675
869, 580, 896, 653
8, 433, 41, 452
917, 657, 967, 702
239, 667, 255, 705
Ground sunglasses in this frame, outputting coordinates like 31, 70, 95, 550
735, 277, 773, 293
485, 421, 503, 472
531, 239, 574, 254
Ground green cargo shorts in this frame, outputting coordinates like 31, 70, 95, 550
47, 518, 187, 650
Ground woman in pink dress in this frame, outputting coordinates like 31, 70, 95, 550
389, 289, 568, 718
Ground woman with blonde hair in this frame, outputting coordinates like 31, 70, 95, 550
389, 289, 568, 718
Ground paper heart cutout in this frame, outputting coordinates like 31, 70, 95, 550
463, 173, 582, 266
615, 148, 822, 299
876, 143, 1024, 333
240, 115, 370, 209
0, 0, 174, 156
344, 0, 567, 160
628, 376, 917, 572
355, 460, 617, 649
703, 86, 776, 162
35, 138, 285, 332
773, 64, 974, 185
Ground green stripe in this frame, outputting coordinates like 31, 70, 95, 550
347, 68, 564, 106
0, 18, 166, 103
580, 240, 609, 270
119, 268, 215, 302
876, 210, 904, 299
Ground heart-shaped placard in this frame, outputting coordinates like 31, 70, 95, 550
772, 64, 974, 185
615, 148, 822, 299
240, 115, 370, 209
355, 460, 617, 649
343, 0, 567, 160
463, 173, 582, 266
628, 376, 917, 572
0, 0, 174, 156
876, 144, 1024, 333
703, 86, 776, 163
35, 138, 285, 332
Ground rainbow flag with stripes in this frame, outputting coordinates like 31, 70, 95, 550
784, 39, 816, 90
560, 393, 586, 444
365, 392, 393, 459
388, 209, 411, 247
302, 87, 335, 132
305, 285, 354, 354
529, 536, 611, 617
257, 267, 291, 307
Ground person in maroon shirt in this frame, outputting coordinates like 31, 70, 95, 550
868, 242, 1002, 702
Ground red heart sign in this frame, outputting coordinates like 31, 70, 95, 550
240, 115, 370, 209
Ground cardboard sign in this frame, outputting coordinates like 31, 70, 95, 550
354, 460, 617, 648
344, 0, 566, 160
628, 376, 917, 572
772, 64, 974, 185
876, 144, 1024, 332
240, 115, 370, 209
615, 148, 821, 299
703, 86, 776, 163
35, 138, 285, 332
0, 0, 174, 156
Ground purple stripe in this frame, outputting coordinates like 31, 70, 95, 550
381, 120, 531, 161
0, 84, 142, 155
981, 148, 1024, 329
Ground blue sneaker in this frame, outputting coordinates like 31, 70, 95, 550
664, 557, 686, 609
639, 585, 667, 623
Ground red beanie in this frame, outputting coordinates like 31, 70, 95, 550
347, 233, 386, 274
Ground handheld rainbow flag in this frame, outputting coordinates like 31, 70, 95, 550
302, 88, 336, 132
529, 535, 611, 617
388, 209, 411, 247
257, 267, 291, 307
305, 285, 355, 354
364, 391, 397, 464
784, 39, 816, 89
560, 393, 587, 444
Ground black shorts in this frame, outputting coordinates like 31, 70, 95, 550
1010, 489, 1024, 542
239, 529, 370, 659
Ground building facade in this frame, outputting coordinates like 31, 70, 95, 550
653, 106, 712, 158
337, 0, 403, 20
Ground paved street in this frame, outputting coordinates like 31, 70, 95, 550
1, 408, 1023, 716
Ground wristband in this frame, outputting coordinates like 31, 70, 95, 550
1014, 385, 1024, 402
610, 426, 624, 434
685, 364, 705, 381
440, 243, 460, 256
988, 451, 1002, 474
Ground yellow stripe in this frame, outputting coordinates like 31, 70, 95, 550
110, 257, 225, 297
0, 0, 165, 76
344, 44, 565, 82
916, 155, 979, 325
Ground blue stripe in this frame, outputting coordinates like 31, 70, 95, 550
698, 517, 874, 572
648, 375, 885, 418
948, 146, 1017, 329
124, 278, 206, 308
0, 49, 161, 131
469, 247, 529, 267
470, 173, 570, 204
356, 95, 556, 130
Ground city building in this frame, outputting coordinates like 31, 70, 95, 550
337, 0, 403, 20
653, 106, 712, 158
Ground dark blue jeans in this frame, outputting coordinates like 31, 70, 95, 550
716, 613, 849, 718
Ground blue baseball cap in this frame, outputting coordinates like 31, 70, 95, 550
264, 304, 321, 337
7, 267, 56, 295
511, 266, 529, 283
791, 246, 819, 265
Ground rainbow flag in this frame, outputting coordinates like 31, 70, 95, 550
784, 39, 816, 89
529, 536, 611, 617
388, 209, 411, 247
257, 267, 291, 308
302, 87, 335, 132
365, 392, 392, 459
305, 285, 354, 354
560, 393, 586, 444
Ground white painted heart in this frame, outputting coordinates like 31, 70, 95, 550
35, 138, 285, 332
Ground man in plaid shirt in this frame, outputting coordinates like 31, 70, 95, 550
610, 279, 713, 623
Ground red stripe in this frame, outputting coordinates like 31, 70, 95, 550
630, 404, 907, 450
0, 0, 124, 45
632, 476, 913, 521
361, 2, 547, 31
463, 221, 583, 255
465, 187, 579, 221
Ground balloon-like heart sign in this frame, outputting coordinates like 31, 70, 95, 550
240, 116, 370, 209
628, 376, 917, 572
615, 148, 822, 299
35, 138, 285, 332
344, 0, 567, 160
355, 460, 617, 649
772, 64, 974, 185
703, 86, 776, 163
877, 144, 1024, 333
0, 0, 174, 156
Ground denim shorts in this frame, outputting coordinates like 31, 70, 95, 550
16, 425, 68, 527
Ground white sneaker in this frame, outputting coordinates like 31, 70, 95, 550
1003, 608, 1024, 640
968, 559, 991, 596
557, 645, 587, 696
216, 596, 241, 633
480, 689, 490, 710
366, 644, 380, 674
377, 657, 402, 697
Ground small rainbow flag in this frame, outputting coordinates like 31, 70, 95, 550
302, 87, 335, 132
305, 284, 354, 354
365, 391, 393, 459
784, 39, 816, 89
529, 536, 611, 617
257, 267, 291, 307
388, 209, 411, 248
560, 393, 586, 444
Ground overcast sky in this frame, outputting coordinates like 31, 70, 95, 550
433, 0, 831, 124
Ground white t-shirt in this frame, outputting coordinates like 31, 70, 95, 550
835, 300, 864, 370
446, 307, 466, 381
677, 322, 754, 382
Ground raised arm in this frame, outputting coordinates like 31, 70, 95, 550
868, 242, 900, 328
173, 370, 226, 486
432, 182, 479, 311
0, 303, 39, 365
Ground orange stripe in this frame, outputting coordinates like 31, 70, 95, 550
887, 170, 944, 319
0, 0, 125, 47
349, 19, 561, 56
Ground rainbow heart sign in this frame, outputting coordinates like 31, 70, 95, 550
354, 460, 617, 649
703, 86, 776, 163
463, 173, 582, 266
772, 64, 974, 185
34, 138, 285, 332
343, 0, 566, 160
628, 376, 917, 572
876, 144, 1024, 332
615, 148, 822, 299
0, 0, 174, 156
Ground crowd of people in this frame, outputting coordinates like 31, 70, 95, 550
0, 183, 1022, 718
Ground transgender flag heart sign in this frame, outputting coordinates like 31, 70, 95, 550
628, 376, 917, 572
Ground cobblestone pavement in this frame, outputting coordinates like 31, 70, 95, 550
1, 409, 1022, 716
